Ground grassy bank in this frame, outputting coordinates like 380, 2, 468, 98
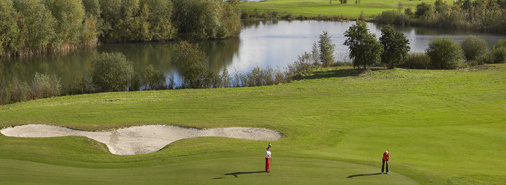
237, 0, 454, 19
1, 64, 505, 184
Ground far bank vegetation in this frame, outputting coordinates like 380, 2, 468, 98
0, 0, 241, 57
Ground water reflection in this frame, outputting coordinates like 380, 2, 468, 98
1, 20, 505, 89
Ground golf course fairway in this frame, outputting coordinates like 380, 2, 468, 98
1, 64, 505, 184
237, 0, 456, 19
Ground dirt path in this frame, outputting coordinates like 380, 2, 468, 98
1, 124, 282, 155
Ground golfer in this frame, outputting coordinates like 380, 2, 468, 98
382, 151, 390, 174
265, 144, 272, 173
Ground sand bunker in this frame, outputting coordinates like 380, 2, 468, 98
0, 124, 281, 155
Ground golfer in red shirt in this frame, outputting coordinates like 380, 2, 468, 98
382, 151, 390, 174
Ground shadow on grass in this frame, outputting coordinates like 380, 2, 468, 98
347, 173, 383, 178
224, 171, 267, 178
300, 68, 373, 80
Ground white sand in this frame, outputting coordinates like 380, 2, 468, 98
0, 124, 281, 155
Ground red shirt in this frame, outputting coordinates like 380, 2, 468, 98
383, 152, 390, 161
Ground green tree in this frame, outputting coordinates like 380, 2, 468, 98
82, 0, 101, 17
172, 0, 240, 39
14, 0, 57, 52
117, 0, 141, 41
344, 21, 384, 69
140, 0, 174, 41
426, 37, 463, 69
415, 2, 432, 18
461, 35, 488, 61
98, 0, 122, 41
44, 0, 86, 46
434, 0, 449, 14
81, 0, 100, 45
0, 0, 20, 55
486, 39, 506, 63
379, 25, 410, 69
172, 41, 214, 88
318, 31, 335, 67
142, 64, 166, 90
311, 43, 320, 64
92, 52, 134, 91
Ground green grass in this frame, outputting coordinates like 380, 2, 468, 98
237, 0, 455, 19
1, 64, 505, 184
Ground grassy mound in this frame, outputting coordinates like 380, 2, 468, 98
1, 64, 505, 184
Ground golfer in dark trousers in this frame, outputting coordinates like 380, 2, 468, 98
382, 151, 390, 174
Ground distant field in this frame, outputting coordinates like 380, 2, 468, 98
237, 0, 455, 18
1, 64, 505, 184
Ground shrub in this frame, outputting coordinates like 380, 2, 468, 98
168, 73, 175, 89
426, 37, 463, 69
461, 35, 488, 61
31, 72, 61, 99
220, 68, 231, 88
405, 8, 413, 16
415, 2, 432, 18
143, 64, 166, 90
485, 47, 506, 64
402, 53, 431, 69
275, 68, 284, 85
67, 76, 93, 95
8, 77, 31, 103
318, 31, 335, 67
92, 52, 134, 92
375, 11, 398, 24
172, 41, 215, 88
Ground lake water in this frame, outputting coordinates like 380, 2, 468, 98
1, 20, 504, 89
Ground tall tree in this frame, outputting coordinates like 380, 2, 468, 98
13, 0, 57, 52
172, 41, 212, 88
318, 31, 335, 67
379, 25, 410, 69
98, 0, 122, 41
140, 0, 174, 41
0, 0, 20, 55
44, 0, 86, 47
172, 0, 240, 39
82, 0, 101, 17
344, 21, 383, 69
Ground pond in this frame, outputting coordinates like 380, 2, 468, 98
1, 20, 505, 89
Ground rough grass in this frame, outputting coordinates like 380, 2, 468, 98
1, 64, 505, 184
237, 0, 455, 19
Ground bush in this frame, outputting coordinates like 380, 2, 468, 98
486, 47, 506, 64
172, 41, 217, 88
31, 72, 61, 99
375, 11, 398, 24
142, 64, 166, 90
461, 35, 488, 61
402, 53, 431, 69
92, 52, 134, 92
426, 37, 463, 69
318, 31, 335, 67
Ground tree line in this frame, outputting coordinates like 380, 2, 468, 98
343, 21, 505, 70
0, 0, 241, 57
375, 0, 506, 32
